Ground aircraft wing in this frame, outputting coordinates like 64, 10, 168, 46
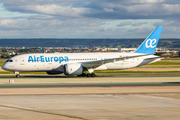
143, 56, 161, 60
82, 54, 148, 68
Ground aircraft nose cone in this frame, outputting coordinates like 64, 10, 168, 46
1, 63, 8, 70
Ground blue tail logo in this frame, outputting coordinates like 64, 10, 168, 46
145, 39, 157, 48
134, 26, 163, 54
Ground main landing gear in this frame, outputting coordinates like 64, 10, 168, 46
77, 68, 96, 77
77, 73, 96, 77
86, 68, 95, 77
86, 73, 96, 77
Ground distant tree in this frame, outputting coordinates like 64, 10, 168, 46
1, 55, 5, 58
6, 55, 11, 58
154, 52, 164, 56
2, 49, 8, 52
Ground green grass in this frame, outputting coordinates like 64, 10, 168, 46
0, 62, 4, 66
94, 71, 180, 73
0, 70, 180, 74
148, 61, 180, 65
163, 58, 180, 60
0, 59, 7, 66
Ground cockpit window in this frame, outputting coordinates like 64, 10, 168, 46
6, 60, 13, 62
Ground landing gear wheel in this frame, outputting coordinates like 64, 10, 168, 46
87, 73, 91, 77
16, 74, 20, 78
81, 73, 87, 76
87, 73, 96, 77
91, 73, 96, 77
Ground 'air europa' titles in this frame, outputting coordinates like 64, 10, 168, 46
28, 55, 69, 63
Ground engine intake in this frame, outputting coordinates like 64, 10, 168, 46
63, 63, 83, 75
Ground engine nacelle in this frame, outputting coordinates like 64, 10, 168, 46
46, 71, 63, 75
63, 63, 83, 75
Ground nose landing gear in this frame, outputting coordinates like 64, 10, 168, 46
16, 74, 20, 78
15, 71, 20, 78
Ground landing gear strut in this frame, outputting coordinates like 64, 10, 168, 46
15, 71, 20, 78
16, 74, 20, 78
86, 68, 96, 77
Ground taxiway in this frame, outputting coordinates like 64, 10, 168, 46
0, 76, 180, 120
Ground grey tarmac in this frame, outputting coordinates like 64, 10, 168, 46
0, 76, 180, 120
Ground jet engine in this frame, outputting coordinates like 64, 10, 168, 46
63, 63, 83, 75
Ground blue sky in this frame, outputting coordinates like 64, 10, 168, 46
0, 0, 180, 38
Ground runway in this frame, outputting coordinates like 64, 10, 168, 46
0, 76, 180, 120
1, 81, 180, 88
1, 72, 180, 78
0, 76, 180, 88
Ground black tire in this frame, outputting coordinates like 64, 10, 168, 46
16, 74, 20, 78
82, 73, 87, 76
87, 73, 91, 77
91, 73, 96, 77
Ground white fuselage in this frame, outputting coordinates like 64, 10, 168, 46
2, 52, 160, 72
1, 26, 164, 77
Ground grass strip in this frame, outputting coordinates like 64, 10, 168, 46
0, 81, 180, 86
149, 61, 180, 65
0, 76, 180, 80
94, 71, 180, 73
0, 71, 180, 74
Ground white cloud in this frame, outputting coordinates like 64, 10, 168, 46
117, 22, 132, 27
0, 19, 16, 26
31, 5, 84, 17
163, 4, 180, 14
0, 0, 180, 38
104, 8, 114, 12
137, 0, 165, 3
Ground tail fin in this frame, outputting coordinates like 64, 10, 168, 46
134, 26, 163, 54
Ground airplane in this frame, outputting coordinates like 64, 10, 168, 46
2, 26, 163, 78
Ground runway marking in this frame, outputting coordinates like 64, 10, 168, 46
0, 104, 89, 120
131, 94, 174, 100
